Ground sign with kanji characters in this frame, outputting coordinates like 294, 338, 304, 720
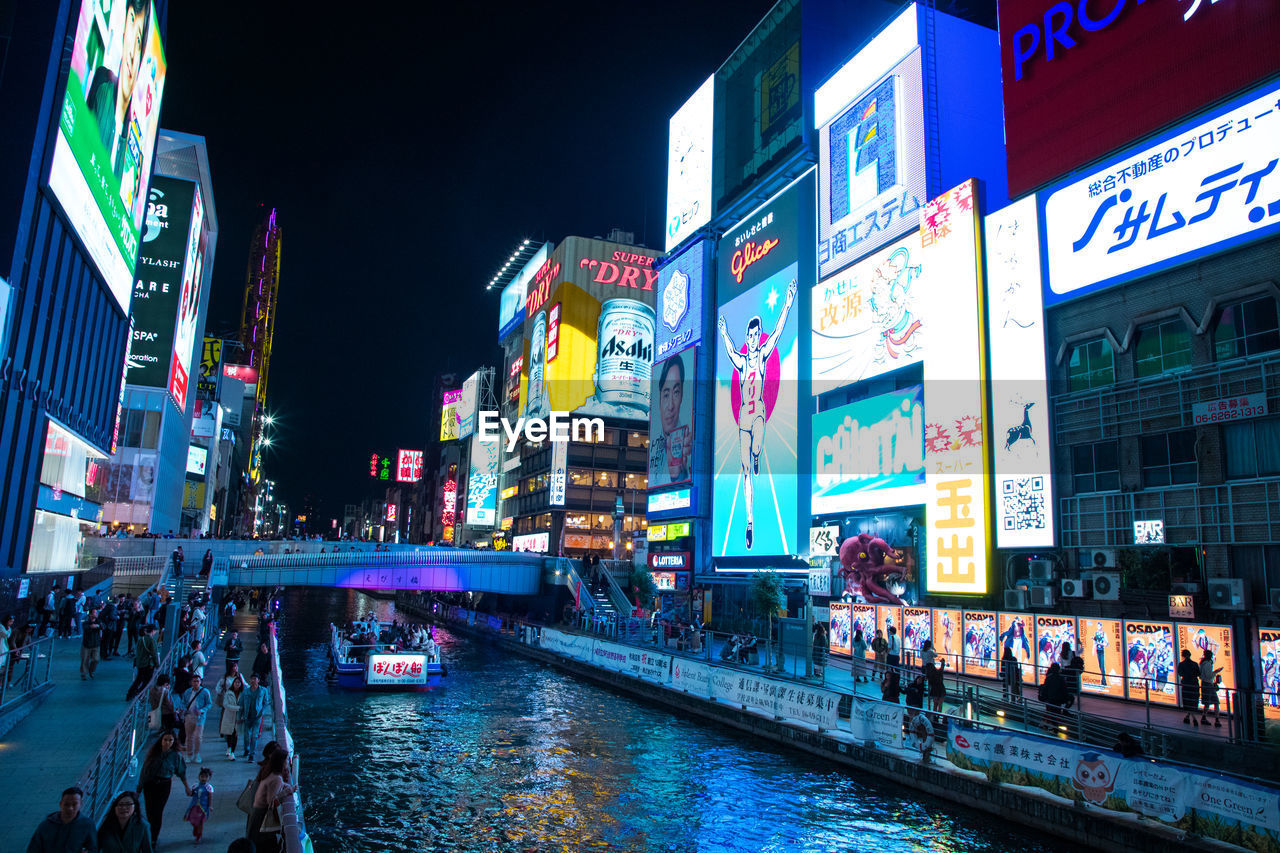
366, 654, 428, 685
920, 180, 991, 594
1043, 82, 1280, 307
1177, 623, 1235, 697
730, 672, 840, 729
1192, 394, 1268, 425
1079, 618, 1125, 699
396, 449, 423, 483
809, 525, 840, 558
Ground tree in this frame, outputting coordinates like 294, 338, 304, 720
749, 570, 785, 669
628, 565, 658, 612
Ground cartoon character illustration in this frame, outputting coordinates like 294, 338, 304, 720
1005, 402, 1035, 451
1000, 618, 1031, 663
940, 612, 955, 657
837, 533, 911, 605
718, 278, 796, 550
868, 247, 922, 368
1150, 636, 1174, 695
1127, 638, 1149, 685
1072, 753, 1116, 804
904, 613, 930, 652
1093, 622, 1109, 688
1263, 651, 1279, 707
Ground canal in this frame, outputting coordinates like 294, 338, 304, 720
279, 590, 1069, 852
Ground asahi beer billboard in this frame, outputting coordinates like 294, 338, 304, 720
520, 237, 660, 423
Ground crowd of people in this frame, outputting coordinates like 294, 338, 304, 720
335, 616, 439, 663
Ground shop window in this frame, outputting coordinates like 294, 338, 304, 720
536, 513, 552, 530
39, 421, 106, 500
1134, 319, 1192, 378
1224, 416, 1280, 479
1067, 338, 1114, 392
568, 468, 593, 486
595, 470, 618, 488
564, 513, 589, 529
1141, 430, 1196, 487
592, 513, 611, 530
1214, 297, 1280, 361
1072, 441, 1119, 493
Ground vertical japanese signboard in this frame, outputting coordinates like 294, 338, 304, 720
666, 76, 714, 252
466, 435, 499, 526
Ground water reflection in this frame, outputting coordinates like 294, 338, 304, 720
280, 590, 1064, 852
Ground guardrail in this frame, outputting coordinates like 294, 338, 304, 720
267, 622, 307, 853
0, 634, 56, 715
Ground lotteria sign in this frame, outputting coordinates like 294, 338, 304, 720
998, 0, 1280, 196
649, 552, 691, 570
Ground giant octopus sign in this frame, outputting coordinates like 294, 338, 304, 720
838, 533, 915, 605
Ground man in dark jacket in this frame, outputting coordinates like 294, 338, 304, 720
252, 643, 272, 681
126, 624, 159, 701
98, 598, 117, 659
27, 786, 97, 852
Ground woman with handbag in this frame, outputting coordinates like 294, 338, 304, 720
136, 731, 191, 849
249, 749, 298, 853
148, 675, 180, 735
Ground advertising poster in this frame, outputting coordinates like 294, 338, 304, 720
985, 197, 1055, 548
1035, 615, 1078, 676
875, 605, 902, 645
920, 181, 991, 595
655, 241, 705, 360
457, 371, 479, 439
168, 183, 205, 414
962, 610, 998, 678
665, 76, 714, 252
849, 697, 904, 750
902, 607, 931, 656
1125, 620, 1178, 705
850, 604, 877, 651
1262, 629, 1280, 720
128, 177, 195, 388
498, 243, 547, 341
1079, 618, 1125, 698
48, 0, 167, 312
811, 385, 925, 514
998, 612, 1036, 683
932, 608, 962, 670
649, 349, 694, 489
440, 389, 463, 441
828, 601, 852, 656
197, 337, 222, 398
1177, 623, 1236, 696
466, 434, 499, 527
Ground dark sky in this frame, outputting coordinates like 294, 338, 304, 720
160, 2, 778, 518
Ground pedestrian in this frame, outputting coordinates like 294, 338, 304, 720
1199, 649, 1224, 727
39, 587, 57, 637
99, 596, 118, 659
925, 660, 947, 715
224, 631, 244, 673
886, 625, 902, 676
249, 749, 298, 853
811, 623, 828, 678
190, 639, 209, 680
109, 595, 127, 656
173, 546, 185, 579
184, 767, 214, 843
907, 710, 935, 763
181, 674, 214, 763
880, 669, 901, 703
126, 599, 142, 656
126, 624, 159, 701
0, 613, 13, 682
852, 628, 869, 683
1038, 662, 1070, 724
919, 639, 938, 671
1177, 649, 1202, 726
149, 674, 181, 735
136, 731, 191, 849
217, 666, 247, 760
239, 673, 270, 760
81, 608, 102, 680
58, 589, 76, 639
1065, 651, 1085, 709
96, 790, 152, 853
201, 549, 214, 577
1000, 646, 1022, 700
27, 786, 97, 853
870, 629, 888, 681
252, 643, 271, 682
904, 673, 926, 710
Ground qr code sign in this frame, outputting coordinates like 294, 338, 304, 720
1002, 477, 1046, 531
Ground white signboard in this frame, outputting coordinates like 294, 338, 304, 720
986, 197, 1056, 549
849, 696, 904, 749
591, 639, 672, 683
549, 439, 568, 507
671, 658, 713, 698
512, 532, 549, 553
1134, 519, 1166, 545
366, 654, 428, 686
807, 565, 832, 598
539, 628, 593, 661
1044, 82, 1280, 306
665, 75, 714, 251
809, 525, 840, 557
1192, 394, 1268, 425
729, 673, 840, 730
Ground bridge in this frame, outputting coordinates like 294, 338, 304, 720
221, 548, 545, 594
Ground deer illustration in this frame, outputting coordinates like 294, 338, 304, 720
1005, 402, 1035, 450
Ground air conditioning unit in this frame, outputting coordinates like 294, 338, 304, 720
1030, 585, 1056, 607
1085, 571, 1121, 600
1171, 582, 1201, 596
1208, 578, 1247, 611
1060, 577, 1088, 598
1004, 588, 1029, 610
1086, 548, 1117, 569
1269, 588, 1280, 610
1028, 559, 1055, 582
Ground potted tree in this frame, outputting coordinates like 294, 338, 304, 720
748, 570, 785, 670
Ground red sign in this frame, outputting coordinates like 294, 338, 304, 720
223, 363, 259, 383
728, 238, 780, 284
169, 353, 190, 412
999, 0, 1280, 196
546, 303, 561, 362
648, 551, 691, 570
396, 449, 424, 483
578, 254, 659, 290
386, 504, 397, 522
369, 453, 380, 477
525, 258, 562, 315
441, 478, 457, 527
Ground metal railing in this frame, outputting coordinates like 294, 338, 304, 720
267, 622, 307, 853
0, 634, 56, 714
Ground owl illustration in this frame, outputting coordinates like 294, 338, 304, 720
1072, 752, 1115, 804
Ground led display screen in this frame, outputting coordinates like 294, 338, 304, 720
665, 75, 714, 251
811, 385, 924, 515
1124, 620, 1178, 706
48, 0, 167, 312
962, 610, 998, 678
647, 487, 692, 519
466, 434, 499, 526
168, 182, 205, 413
1079, 618, 1125, 699
649, 349, 694, 491
128, 177, 195, 389
655, 240, 705, 359
185, 445, 207, 477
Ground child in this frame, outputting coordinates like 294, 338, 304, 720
185, 767, 214, 842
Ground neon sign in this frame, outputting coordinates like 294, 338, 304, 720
546, 303, 561, 362
441, 479, 457, 527
729, 238, 780, 283
578, 255, 659, 290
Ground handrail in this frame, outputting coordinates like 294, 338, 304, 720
0, 634, 56, 715
551, 558, 598, 615
268, 622, 307, 853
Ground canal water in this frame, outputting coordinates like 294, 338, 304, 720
279, 590, 1067, 852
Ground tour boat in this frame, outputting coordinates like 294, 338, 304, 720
327, 623, 446, 689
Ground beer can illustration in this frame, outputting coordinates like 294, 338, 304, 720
526, 310, 549, 417
592, 299, 655, 411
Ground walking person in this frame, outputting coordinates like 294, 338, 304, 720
239, 673, 270, 760
99, 596, 118, 659
1000, 646, 1022, 700
223, 631, 243, 674
81, 608, 102, 680
180, 674, 214, 763
1038, 663, 1070, 725
0, 613, 13, 683
925, 659, 947, 716
109, 595, 127, 657
96, 790, 152, 853
885, 625, 902, 676
189, 639, 208, 680
172, 546, 185, 580
184, 767, 214, 844
27, 786, 97, 852
38, 586, 56, 637
149, 674, 181, 735
852, 628, 869, 683
136, 731, 191, 850
252, 642, 272, 682
811, 623, 829, 679
57, 589, 76, 639
249, 749, 298, 853
200, 549, 213, 577
126, 624, 159, 701
1178, 649, 1203, 726
1200, 649, 1224, 727
871, 629, 888, 681
216, 665, 247, 760
125, 599, 142, 656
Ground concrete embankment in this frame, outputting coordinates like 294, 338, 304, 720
427, 612, 1241, 853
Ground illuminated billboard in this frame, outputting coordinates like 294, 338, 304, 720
665, 75, 714, 251
986, 197, 1055, 549
649, 349, 694, 490
811, 385, 924, 515
932, 608, 962, 669
962, 610, 998, 678
1042, 82, 1280, 308
440, 388, 463, 442
128, 177, 195, 389
1262, 629, 1280, 719
185, 445, 207, 477
815, 5, 925, 279
713, 173, 813, 558
1124, 620, 1177, 706
395, 449, 423, 483
655, 240, 706, 360
197, 337, 222, 398
1080, 618, 1125, 699
998, 613, 1034, 684
457, 371, 479, 439
498, 242, 549, 340
828, 601, 852, 655
466, 434, 499, 527
48, 0, 167, 313
1177, 623, 1235, 697
1034, 615, 1077, 675
919, 181, 991, 595
647, 487, 691, 519
168, 182, 205, 413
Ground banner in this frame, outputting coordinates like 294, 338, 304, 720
366, 654, 428, 686
539, 628, 593, 661
590, 639, 672, 683
671, 659, 713, 698
849, 697, 904, 749
727, 672, 840, 730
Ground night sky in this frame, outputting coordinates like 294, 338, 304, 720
160, 2, 778, 518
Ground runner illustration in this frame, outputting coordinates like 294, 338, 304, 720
718, 278, 797, 550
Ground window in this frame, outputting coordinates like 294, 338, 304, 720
140, 411, 162, 449
1072, 442, 1119, 493
568, 468, 593, 487
122, 408, 144, 448
1224, 416, 1280, 479
1135, 320, 1191, 377
626, 431, 648, 448
594, 470, 618, 488
1214, 297, 1280, 360
564, 513, 590, 529
1141, 431, 1196, 487
1233, 545, 1280, 610
1068, 338, 1114, 391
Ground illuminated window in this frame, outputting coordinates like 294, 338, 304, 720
593, 514, 611, 530
1141, 431, 1196, 487
595, 471, 618, 488
1214, 297, 1280, 361
1135, 320, 1191, 378
1224, 416, 1280, 479
536, 513, 552, 530
1072, 442, 1119, 493
564, 513, 590, 529
627, 431, 648, 449
568, 468, 593, 486
1067, 338, 1113, 392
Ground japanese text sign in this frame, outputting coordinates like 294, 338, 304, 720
366, 654, 427, 685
